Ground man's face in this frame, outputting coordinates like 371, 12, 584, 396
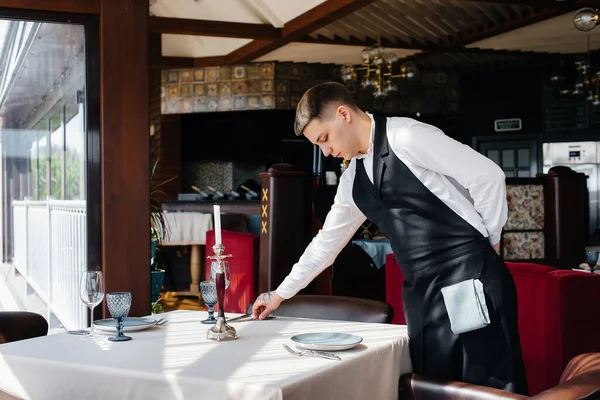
303, 106, 358, 160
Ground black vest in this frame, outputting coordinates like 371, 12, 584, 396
352, 114, 488, 272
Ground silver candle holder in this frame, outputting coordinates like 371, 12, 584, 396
206, 243, 237, 341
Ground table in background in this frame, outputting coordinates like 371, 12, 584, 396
161, 212, 213, 294
0, 311, 411, 400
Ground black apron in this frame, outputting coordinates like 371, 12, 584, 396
352, 115, 528, 395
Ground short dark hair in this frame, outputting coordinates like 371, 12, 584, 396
294, 82, 358, 136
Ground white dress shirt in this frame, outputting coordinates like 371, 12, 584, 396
276, 114, 507, 299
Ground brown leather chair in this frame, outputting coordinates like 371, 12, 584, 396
0, 311, 48, 344
247, 294, 394, 324
399, 352, 600, 400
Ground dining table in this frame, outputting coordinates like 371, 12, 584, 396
0, 310, 412, 400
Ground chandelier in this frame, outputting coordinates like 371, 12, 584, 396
550, 34, 600, 107
340, 31, 418, 98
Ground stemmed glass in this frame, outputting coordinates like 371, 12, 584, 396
79, 271, 105, 338
585, 251, 599, 273
106, 292, 132, 342
200, 281, 218, 324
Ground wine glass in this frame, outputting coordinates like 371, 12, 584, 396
585, 251, 599, 273
210, 261, 230, 289
106, 292, 132, 342
79, 271, 105, 338
200, 281, 218, 324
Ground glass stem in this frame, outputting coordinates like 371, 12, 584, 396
90, 305, 95, 335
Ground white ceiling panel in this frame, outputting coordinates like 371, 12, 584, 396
468, 12, 600, 54
255, 42, 421, 65
161, 34, 251, 58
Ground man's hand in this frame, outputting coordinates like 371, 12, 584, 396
252, 291, 284, 320
492, 242, 500, 255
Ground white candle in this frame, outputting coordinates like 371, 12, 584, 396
214, 204, 222, 245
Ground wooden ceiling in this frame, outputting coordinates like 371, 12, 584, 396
149, 0, 600, 69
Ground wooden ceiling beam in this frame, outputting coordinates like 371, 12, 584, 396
196, 0, 381, 65
149, 17, 282, 40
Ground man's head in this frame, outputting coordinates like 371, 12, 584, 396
294, 82, 368, 160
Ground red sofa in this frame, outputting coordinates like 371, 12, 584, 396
205, 230, 259, 314
386, 254, 600, 396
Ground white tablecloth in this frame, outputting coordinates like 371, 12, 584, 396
0, 311, 411, 400
161, 212, 213, 245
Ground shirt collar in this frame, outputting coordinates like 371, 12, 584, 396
354, 112, 375, 160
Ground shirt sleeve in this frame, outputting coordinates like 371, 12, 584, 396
388, 119, 507, 246
275, 160, 367, 299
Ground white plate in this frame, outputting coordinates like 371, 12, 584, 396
290, 332, 363, 351
93, 317, 157, 333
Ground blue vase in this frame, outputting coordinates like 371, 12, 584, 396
151, 270, 165, 302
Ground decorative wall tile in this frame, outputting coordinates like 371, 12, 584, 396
207, 83, 218, 96
234, 95, 247, 110
218, 96, 233, 111
248, 95, 260, 109
275, 79, 288, 93
194, 68, 205, 82
194, 83, 205, 96
247, 79, 260, 94
260, 79, 273, 92
166, 84, 179, 98
260, 63, 274, 79
260, 95, 274, 108
167, 97, 182, 113
208, 97, 218, 111
219, 81, 232, 96
232, 81, 247, 95
183, 161, 265, 193
220, 66, 231, 80
247, 64, 260, 80
180, 69, 193, 83
167, 71, 179, 83
503, 231, 545, 260
206, 67, 220, 82
275, 95, 288, 109
181, 84, 193, 97
233, 65, 247, 80
182, 98, 194, 113
160, 61, 457, 115
194, 97, 207, 112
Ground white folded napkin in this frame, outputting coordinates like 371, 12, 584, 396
440, 278, 490, 335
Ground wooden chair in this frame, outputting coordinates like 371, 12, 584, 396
0, 311, 48, 344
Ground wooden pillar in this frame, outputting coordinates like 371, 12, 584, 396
100, 0, 149, 317
258, 164, 312, 294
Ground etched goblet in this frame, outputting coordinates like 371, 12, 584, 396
200, 281, 218, 324
586, 251, 599, 273
106, 292, 132, 342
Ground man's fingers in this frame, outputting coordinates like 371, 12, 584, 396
252, 301, 264, 319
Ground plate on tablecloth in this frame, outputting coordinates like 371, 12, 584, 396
290, 332, 363, 351
94, 317, 157, 333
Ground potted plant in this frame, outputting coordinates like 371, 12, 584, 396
150, 159, 176, 313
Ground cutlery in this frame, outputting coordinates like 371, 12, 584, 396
154, 318, 168, 326
282, 343, 341, 361
67, 330, 89, 335
227, 314, 275, 322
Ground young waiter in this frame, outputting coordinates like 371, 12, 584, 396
252, 82, 528, 394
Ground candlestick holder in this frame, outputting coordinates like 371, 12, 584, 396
205, 243, 237, 341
